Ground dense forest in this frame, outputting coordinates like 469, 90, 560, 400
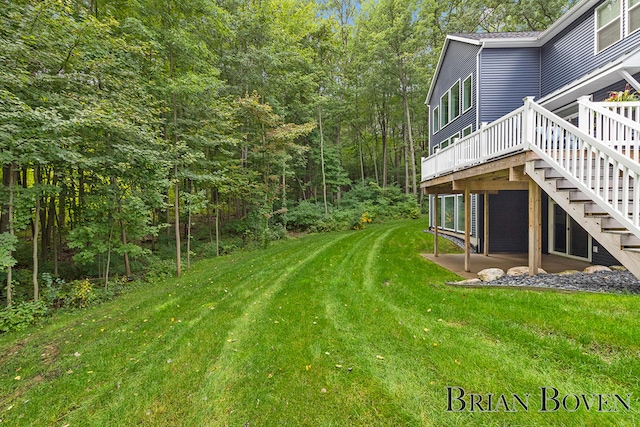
0, 0, 574, 308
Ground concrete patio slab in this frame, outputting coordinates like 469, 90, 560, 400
421, 252, 593, 280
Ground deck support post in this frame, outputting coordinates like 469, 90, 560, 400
528, 180, 541, 275
483, 192, 489, 256
433, 193, 439, 257
464, 183, 471, 272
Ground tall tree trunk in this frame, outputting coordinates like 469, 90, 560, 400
111, 175, 132, 278
214, 189, 220, 256
121, 218, 131, 277
53, 218, 58, 277
378, 102, 388, 188
170, 43, 181, 277
6, 163, 14, 306
357, 131, 365, 185
404, 130, 410, 194
187, 180, 192, 270
105, 223, 114, 288
318, 102, 328, 215
282, 161, 287, 232
0, 165, 9, 233
402, 81, 417, 195
174, 167, 181, 277
33, 166, 40, 301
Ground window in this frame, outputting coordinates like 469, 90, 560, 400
462, 75, 472, 112
433, 106, 439, 133
596, 0, 621, 52
435, 194, 466, 232
456, 194, 465, 232
450, 81, 460, 121
444, 196, 455, 230
439, 133, 459, 150
438, 80, 463, 129
462, 125, 473, 137
629, 0, 640, 34
440, 93, 449, 127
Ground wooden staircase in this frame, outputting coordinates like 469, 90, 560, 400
527, 159, 640, 277
525, 98, 640, 278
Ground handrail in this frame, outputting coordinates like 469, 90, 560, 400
421, 106, 524, 181
420, 96, 640, 239
589, 100, 640, 123
526, 99, 640, 239
578, 97, 640, 160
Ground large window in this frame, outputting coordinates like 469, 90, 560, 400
438, 80, 464, 129
462, 75, 472, 112
450, 81, 460, 121
444, 196, 455, 230
433, 106, 439, 133
440, 92, 449, 128
434, 194, 466, 233
629, 0, 640, 34
456, 194, 465, 231
596, 0, 621, 52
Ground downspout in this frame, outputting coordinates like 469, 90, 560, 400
476, 43, 484, 129
475, 44, 483, 252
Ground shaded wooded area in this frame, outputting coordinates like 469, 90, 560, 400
0, 0, 574, 305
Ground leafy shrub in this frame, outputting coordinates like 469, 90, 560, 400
286, 201, 326, 231
41, 272, 66, 307
145, 258, 177, 282
0, 300, 48, 333
67, 279, 97, 308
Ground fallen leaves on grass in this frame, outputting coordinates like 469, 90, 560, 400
376, 355, 385, 360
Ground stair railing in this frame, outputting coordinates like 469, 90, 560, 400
578, 96, 640, 160
524, 97, 640, 239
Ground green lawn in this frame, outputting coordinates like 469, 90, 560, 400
1, 219, 639, 426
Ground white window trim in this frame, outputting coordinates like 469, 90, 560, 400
462, 124, 473, 137
450, 80, 461, 122
438, 80, 462, 131
440, 132, 460, 150
627, 0, 640, 36
440, 92, 449, 128
462, 74, 473, 113
595, 0, 623, 54
433, 106, 440, 134
455, 194, 465, 233
438, 194, 457, 232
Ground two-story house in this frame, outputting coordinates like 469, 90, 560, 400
422, 0, 640, 278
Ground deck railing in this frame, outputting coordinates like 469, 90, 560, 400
578, 97, 640, 159
421, 106, 524, 181
528, 99, 640, 238
421, 97, 640, 238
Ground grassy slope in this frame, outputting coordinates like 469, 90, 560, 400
1, 219, 639, 426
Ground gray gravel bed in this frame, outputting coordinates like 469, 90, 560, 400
483, 271, 640, 294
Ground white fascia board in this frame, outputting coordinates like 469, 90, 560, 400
447, 35, 482, 45
480, 38, 540, 48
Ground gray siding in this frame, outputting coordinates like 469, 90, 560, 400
479, 48, 540, 123
541, 1, 640, 96
488, 191, 529, 252
429, 41, 479, 151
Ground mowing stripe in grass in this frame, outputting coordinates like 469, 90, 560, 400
1, 219, 640, 426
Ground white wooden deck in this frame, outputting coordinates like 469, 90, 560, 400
421, 98, 640, 278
